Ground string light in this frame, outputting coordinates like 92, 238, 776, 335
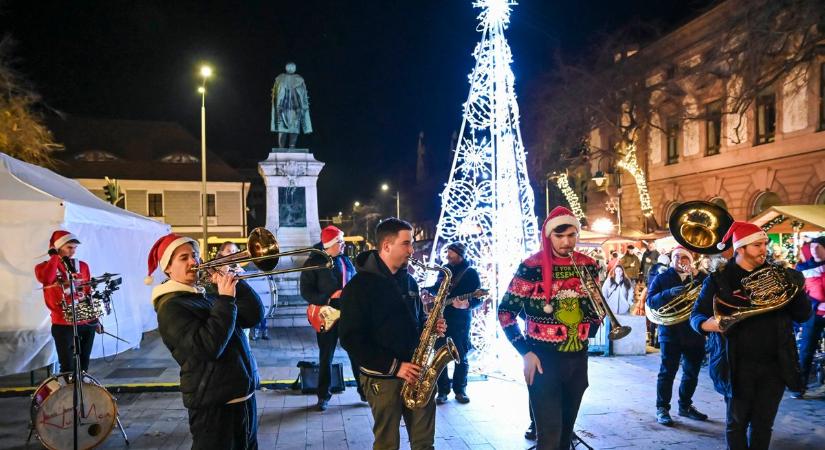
554, 172, 585, 221
616, 144, 654, 216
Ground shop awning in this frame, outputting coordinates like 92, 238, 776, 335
750, 205, 825, 233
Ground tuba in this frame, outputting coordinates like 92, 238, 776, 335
401, 257, 461, 409
666, 200, 798, 332
569, 255, 632, 340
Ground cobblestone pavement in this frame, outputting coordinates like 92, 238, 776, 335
1, 328, 823, 449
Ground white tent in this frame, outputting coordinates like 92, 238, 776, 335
0, 152, 170, 375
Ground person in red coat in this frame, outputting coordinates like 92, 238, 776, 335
34, 230, 100, 373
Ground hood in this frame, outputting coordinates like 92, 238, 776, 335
354, 250, 391, 277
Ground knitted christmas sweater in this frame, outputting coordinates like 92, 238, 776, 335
498, 251, 602, 355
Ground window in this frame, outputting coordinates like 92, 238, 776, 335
752, 191, 781, 217
207, 194, 216, 217
705, 100, 722, 155
755, 90, 776, 144
666, 117, 680, 165
148, 193, 163, 217
710, 197, 727, 210
820, 62, 825, 130
664, 202, 680, 229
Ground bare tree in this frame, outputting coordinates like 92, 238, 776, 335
530, 0, 825, 180
0, 36, 62, 167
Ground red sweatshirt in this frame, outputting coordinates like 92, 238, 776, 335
34, 255, 93, 325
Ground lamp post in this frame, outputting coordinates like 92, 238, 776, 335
199, 65, 212, 252
381, 183, 400, 218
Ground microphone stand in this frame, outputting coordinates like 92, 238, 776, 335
61, 256, 84, 450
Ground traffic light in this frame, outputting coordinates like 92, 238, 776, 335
103, 176, 124, 206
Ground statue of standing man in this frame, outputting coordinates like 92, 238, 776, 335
271, 62, 313, 148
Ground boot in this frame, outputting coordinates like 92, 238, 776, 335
250, 328, 259, 341
261, 327, 270, 340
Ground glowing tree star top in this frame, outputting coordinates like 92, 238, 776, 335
430, 0, 538, 304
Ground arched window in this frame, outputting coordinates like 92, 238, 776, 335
663, 202, 680, 229
751, 191, 781, 217
160, 152, 199, 164
815, 186, 825, 205
710, 197, 728, 210
74, 150, 119, 162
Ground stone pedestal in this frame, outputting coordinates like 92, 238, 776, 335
258, 149, 324, 299
611, 314, 648, 356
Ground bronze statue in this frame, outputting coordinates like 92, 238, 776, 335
271, 62, 313, 148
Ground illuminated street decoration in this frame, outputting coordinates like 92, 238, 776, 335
553, 172, 585, 221
429, 0, 538, 361
617, 144, 653, 217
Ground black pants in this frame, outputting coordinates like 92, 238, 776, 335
51, 323, 96, 373
656, 340, 704, 409
798, 312, 825, 384
189, 395, 257, 450
528, 351, 588, 450
436, 320, 470, 395
316, 324, 362, 401
725, 360, 785, 450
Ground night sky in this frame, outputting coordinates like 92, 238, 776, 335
1, 0, 716, 218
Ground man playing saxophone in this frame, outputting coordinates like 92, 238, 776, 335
646, 246, 708, 426
498, 207, 602, 450
690, 221, 810, 450
339, 218, 447, 450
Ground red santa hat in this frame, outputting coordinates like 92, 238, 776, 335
543, 206, 581, 237
50, 230, 80, 250
321, 226, 344, 249
716, 221, 768, 251
670, 245, 694, 265
144, 233, 199, 285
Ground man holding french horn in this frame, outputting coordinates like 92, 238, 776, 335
690, 221, 810, 450
646, 245, 708, 426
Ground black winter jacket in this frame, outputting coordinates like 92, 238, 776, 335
339, 251, 425, 378
154, 280, 264, 409
690, 261, 810, 397
647, 267, 706, 346
299, 243, 356, 309
425, 260, 482, 327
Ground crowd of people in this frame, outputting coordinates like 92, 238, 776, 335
32, 203, 825, 450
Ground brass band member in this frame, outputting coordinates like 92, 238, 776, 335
498, 207, 601, 449
34, 230, 100, 373
339, 218, 447, 450
690, 222, 810, 450
646, 246, 708, 426
147, 233, 264, 449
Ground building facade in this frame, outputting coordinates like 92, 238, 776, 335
582, 0, 825, 232
49, 117, 249, 244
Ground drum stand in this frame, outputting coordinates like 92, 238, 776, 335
526, 432, 594, 450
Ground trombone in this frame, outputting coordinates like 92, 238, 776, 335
192, 227, 332, 283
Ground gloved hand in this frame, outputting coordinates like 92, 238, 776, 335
48, 248, 58, 256
668, 286, 686, 297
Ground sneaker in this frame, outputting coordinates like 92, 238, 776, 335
316, 399, 329, 411
656, 407, 674, 426
791, 390, 806, 399
435, 394, 448, 405
455, 393, 470, 404
524, 423, 536, 440
678, 405, 708, 421
261, 329, 270, 340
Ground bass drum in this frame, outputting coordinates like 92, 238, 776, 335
30, 372, 117, 450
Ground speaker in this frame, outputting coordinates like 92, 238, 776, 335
296, 362, 345, 394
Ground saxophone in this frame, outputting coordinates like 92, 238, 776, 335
401, 257, 460, 409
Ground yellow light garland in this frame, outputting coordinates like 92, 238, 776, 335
616, 144, 653, 216
554, 172, 586, 220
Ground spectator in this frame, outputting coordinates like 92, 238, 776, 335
602, 264, 634, 315
641, 242, 660, 284
619, 245, 642, 282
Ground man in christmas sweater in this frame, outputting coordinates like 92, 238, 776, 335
498, 206, 601, 450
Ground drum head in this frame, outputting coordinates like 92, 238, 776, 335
32, 374, 117, 450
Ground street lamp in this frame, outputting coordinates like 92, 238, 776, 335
199, 64, 212, 252
380, 183, 400, 218
353, 201, 361, 208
